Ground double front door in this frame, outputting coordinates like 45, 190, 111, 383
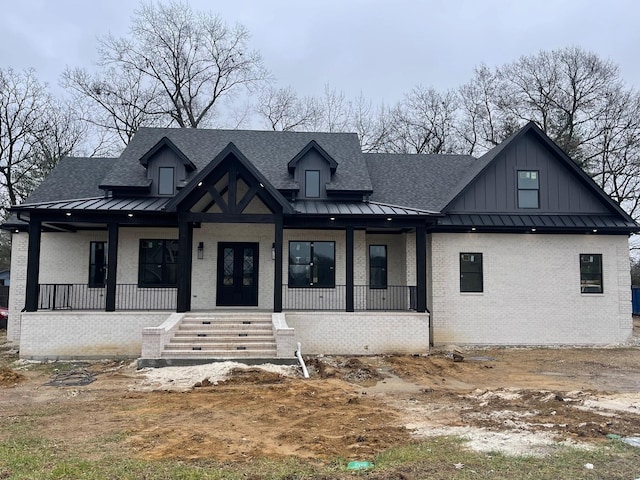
216, 242, 259, 306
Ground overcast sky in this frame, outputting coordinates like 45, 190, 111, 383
1, 0, 639, 107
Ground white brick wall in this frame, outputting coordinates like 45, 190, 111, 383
191, 223, 275, 309
7, 232, 28, 342
430, 233, 633, 345
286, 312, 430, 355
19, 311, 169, 359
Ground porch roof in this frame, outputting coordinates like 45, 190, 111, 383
12, 196, 437, 221
438, 213, 637, 231
291, 200, 439, 216
13, 196, 172, 212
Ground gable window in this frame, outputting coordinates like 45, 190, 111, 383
89, 241, 107, 287
460, 253, 483, 293
158, 167, 175, 195
288, 241, 335, 287
580, 254, 603, 293
305, 170, 320, 198
369, 245, 387, 289
139, 239, 178, 287
517, 170, 539, 208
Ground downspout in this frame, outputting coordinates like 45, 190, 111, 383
295, 342, 309, 378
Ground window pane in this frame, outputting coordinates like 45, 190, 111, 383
288, 241, 335, 287
139, 239, 178, 287
223, 248, 234, 285
140, 240, 162, 263
517, 171, 540, 209
370, 245, 387, 289
89, 242, 107, 287
158, 167, 175, 195
243, 248, 254, 286
289, 242, 311, 265
518, 190, 539, 208
289, 265, 311, 286
305, 170, 320, 198
580, 254, 603, 293
164, 240, 179, 263
313, 242, 334, 265
518, 171, 539, 189
141, 264, 163, 285
460, 253, 483, 292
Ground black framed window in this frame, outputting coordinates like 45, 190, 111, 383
158, 166, 175, 195
460, 253, 483, 292
139, 239, 178, 287
369, 245, 387, 289
517, 170, 539, 208
89, 241, 107, 287
580, 254, 603, 293
305, 170, 320, 198
288, 241, 335, 287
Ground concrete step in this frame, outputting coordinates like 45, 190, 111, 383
161, 348, 277, 359
160, 312, 278, 360
167, 342, 276, 350
173, 333, 274, 341
178, 323, 272, 331
183, 314, 272, 321
180, 318, 272, 324
167, 337, 276, 348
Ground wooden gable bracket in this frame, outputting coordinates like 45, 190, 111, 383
164, 142, 293, 216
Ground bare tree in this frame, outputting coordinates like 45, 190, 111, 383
0, 68, 84, 217
497, 47, 621, 165
256, 86, 320, 131
64, 0, 269, 145
586, 88, 640, 219
387, 86, 458, 154
311, 84, 353, 132
351, 93, 391, 153
457, 65, 520, 154
62, 66, 163, 147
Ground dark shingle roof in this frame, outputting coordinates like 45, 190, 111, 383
100, 128, 372, 192
365, 153, 479, 212
23, 157, 116, 204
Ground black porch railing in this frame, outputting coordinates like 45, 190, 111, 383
282, 285, 416, 311
36, 283, 414, 312
37, 284, 177, 311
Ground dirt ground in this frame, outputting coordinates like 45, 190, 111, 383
1, 319, 639, 463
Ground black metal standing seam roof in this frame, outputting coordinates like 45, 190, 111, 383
100, 128, 372, 193
365, 153, 478, 212
439, 214, 638, 230
291, 200, 438, 216
14, 196, 172, 212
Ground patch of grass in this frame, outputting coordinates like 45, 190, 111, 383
370, 437, 640, 479
1, 431, 639, 479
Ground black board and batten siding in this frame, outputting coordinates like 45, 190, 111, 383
448, 131, 611, 215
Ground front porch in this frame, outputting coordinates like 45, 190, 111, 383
17, 309, 430, 361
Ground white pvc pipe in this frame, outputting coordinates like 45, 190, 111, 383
296, 342, 309, 378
